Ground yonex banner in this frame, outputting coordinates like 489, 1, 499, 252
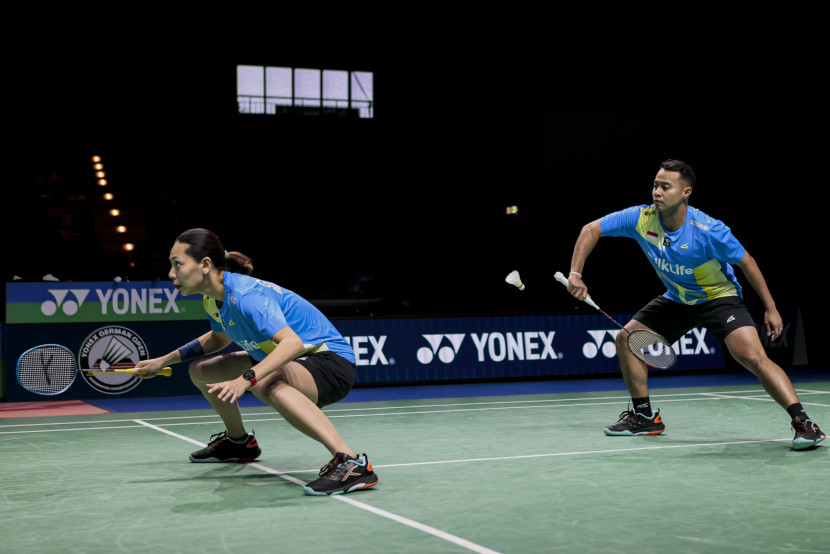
2, 310, 725, 401
337, 314, 724, 385
5, 282, 205, 323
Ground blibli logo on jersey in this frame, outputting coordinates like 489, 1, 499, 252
651, 256, 695, 276
582, 327, 713, 360
417, 331, 561, 364
237, 339, 262, 353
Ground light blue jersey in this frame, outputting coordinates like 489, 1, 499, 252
201, 272, 355, 363
600, 205, 746, 305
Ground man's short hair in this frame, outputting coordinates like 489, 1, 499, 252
660, 159, 696, 189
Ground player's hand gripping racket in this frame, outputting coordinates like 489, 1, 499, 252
16, 344, 172, 395
554, 272, 677, 369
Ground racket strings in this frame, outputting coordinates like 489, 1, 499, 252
18, 347, 76, 393
628, 330, 677, 369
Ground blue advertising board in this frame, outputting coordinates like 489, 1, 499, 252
338, 314, 724, 385
3, 282, 727, 402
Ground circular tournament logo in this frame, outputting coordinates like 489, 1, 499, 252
79, 326, 149, 394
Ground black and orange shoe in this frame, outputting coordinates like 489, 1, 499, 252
791, 418, 825, 450
604, 409, 665, 436
303, 452, 378, 496
189, 431, 261, 462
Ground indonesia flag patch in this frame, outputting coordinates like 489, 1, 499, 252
647, 231, 659, 238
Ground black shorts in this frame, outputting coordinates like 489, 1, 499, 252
293, 351, 356, 408
632, 296, 756, 345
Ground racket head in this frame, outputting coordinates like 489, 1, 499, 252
16, 344, 78, 395
627, 329, 677, 369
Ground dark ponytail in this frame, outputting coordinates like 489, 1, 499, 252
175, 228, 254, 275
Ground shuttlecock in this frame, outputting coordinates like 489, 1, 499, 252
505, 270, 525, 290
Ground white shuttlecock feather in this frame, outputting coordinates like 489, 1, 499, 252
505, 270, 525, 290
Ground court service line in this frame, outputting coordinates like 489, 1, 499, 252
701, 392, 830, 408
133, 419, 501, 554
2, 389, 828, 434
0, 394, 739, 430
2, 388, 826, 431
367, 437, 798, 470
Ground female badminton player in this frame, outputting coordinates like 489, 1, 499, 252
134, 228, 378, 495
564, 159, 824, 450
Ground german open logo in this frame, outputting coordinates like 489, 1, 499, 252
79, 326, 149, 394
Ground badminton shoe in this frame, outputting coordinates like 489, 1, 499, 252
791, 418, 826, 450
303, 452, 378, 496
604, 409, 665, 436
189, 431, 261, 462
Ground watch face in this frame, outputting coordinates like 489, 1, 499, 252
243, 369, 255, 380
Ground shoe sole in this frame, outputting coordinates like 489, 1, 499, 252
189, 453, 261, 463
303, 477, 379, 496
604, 428, 665, 436
792, 435, 826, 451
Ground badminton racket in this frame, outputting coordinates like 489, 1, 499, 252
84, 368, 172, 376
554, 272, 677, 369
16, 344, 173, 395
16, 344, 77, 395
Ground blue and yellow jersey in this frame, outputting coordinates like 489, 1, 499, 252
201, 272, 355, 363
600, 205, 746, 305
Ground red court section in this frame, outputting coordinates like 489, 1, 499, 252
0, 400, 111, 418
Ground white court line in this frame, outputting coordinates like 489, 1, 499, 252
370, 438, 796, 470
701, 392, 830, 408
133, 419, 501, 554
241, 436, 800, 476
0, 396, 728, 434
3, 390, 825, 552
4, 387, 818, 429
129, 415, 809, 554
2, 388, 828, 433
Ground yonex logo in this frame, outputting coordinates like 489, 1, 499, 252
79, 325, 149, 394
583, 330, 621, 359
346, 335, 391, 366
418, 331, 560, 364
417, 334, 465, 364
42, 289, 90, 316
39, 287, 181, 317
583, 328, 713, 360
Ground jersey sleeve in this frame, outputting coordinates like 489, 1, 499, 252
600, 206, 647, 238
708, 220, 746, 264
239, 292, 289, 341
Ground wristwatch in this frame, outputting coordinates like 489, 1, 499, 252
242, 368, 257, 386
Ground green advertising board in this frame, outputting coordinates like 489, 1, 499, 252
5, 282, 206, 323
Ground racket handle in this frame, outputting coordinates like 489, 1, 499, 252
86, 367, 173, 377
554, 271, 601, 311
133, 367, 173, 377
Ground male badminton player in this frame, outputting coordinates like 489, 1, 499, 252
564, 159, 824, 450
134, 228, 378, 495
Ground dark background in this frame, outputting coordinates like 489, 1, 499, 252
5, 5, 827, 360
